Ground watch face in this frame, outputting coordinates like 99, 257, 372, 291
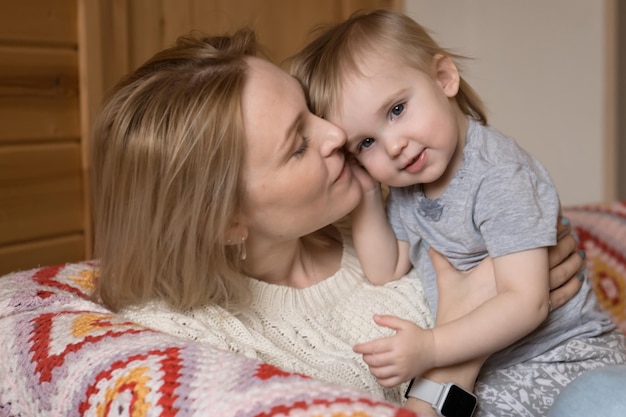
440, 384, 477, 417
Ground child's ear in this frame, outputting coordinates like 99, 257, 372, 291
431, 54, 460, 98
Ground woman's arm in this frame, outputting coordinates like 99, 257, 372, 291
404, 250, 494, 416
404, 216, 584, 415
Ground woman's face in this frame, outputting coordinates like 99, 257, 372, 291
240, 58, 363, 242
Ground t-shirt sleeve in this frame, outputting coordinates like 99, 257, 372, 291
473, 163, 560, 258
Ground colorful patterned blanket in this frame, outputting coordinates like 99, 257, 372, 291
564, 201, 626, 333
0, 202, 624, 416
0, 260, 413, 417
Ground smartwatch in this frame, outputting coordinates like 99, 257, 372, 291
404, 378, 477, 417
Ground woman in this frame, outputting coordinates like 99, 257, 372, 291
91, 28, 584, 415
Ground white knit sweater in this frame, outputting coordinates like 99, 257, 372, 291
121, 235, 432, 405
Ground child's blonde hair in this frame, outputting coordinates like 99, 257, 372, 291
91, 28, 259, 312
288, 9, 487, 124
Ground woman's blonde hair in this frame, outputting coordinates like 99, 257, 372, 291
288, 9, 487, 124
91, 28, 259, 312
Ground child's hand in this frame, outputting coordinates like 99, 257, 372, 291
353, 314, 435, 387
346, 152, 379, 195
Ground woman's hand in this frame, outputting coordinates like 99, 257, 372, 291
548, 216, 585, 310
431, 249, 496, 326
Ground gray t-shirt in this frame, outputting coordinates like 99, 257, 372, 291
388, 118, 614, 370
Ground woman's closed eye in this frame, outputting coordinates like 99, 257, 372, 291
292, 136, 310, 158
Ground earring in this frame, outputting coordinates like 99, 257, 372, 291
226, 236, 247, 260
239, 236, 247, 260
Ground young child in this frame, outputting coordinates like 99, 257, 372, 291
289, 8, 626, 416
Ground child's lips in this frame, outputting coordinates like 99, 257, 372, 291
403, 149, 427, 174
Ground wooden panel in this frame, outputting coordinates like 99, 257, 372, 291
0, 0, 77, 45
0, 143, 84, 246
0, 97, 80, 143
0, 234, 85, 276
78, 0, 114, 259
0, 45, 80, 143
0, 45, 78, 82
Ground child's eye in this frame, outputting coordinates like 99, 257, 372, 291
390, 103, 404, 119
357, 137, 375, 152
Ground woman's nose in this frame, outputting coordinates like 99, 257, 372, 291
319, 119, 347, 157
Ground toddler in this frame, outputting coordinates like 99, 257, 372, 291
289, 9, 626, 417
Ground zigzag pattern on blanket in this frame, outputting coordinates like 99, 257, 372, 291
564, 201, 626, 334
0, 262, 414, 417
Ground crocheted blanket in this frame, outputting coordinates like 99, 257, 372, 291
0, 260, 414, 417
0, 201, 624, 416
564, 201, 626, 333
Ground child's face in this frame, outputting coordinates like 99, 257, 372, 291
328, 50, 466, 189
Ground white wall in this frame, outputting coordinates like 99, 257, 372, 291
405, 0, 612, 205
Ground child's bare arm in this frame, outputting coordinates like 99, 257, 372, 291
351, 187, 411, 284
348, 159, 411, 284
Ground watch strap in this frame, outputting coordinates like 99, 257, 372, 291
404, 378, 445, 404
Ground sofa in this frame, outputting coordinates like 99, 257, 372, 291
1, 202, 624, 417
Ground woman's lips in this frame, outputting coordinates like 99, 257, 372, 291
334, 160, 350, 183
404, 149, 427, 174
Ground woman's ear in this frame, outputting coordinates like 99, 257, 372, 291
224, 218, 248, 246
431, 54, 460, 98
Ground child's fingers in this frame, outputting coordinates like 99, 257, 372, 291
376, 376, 405, 388
369, 366, 406, 388
353, 338, 388, 355
372, 314, 413, 331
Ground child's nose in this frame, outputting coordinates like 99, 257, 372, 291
385, 136, 408, 158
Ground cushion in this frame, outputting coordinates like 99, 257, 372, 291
0, 262, 412, 416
